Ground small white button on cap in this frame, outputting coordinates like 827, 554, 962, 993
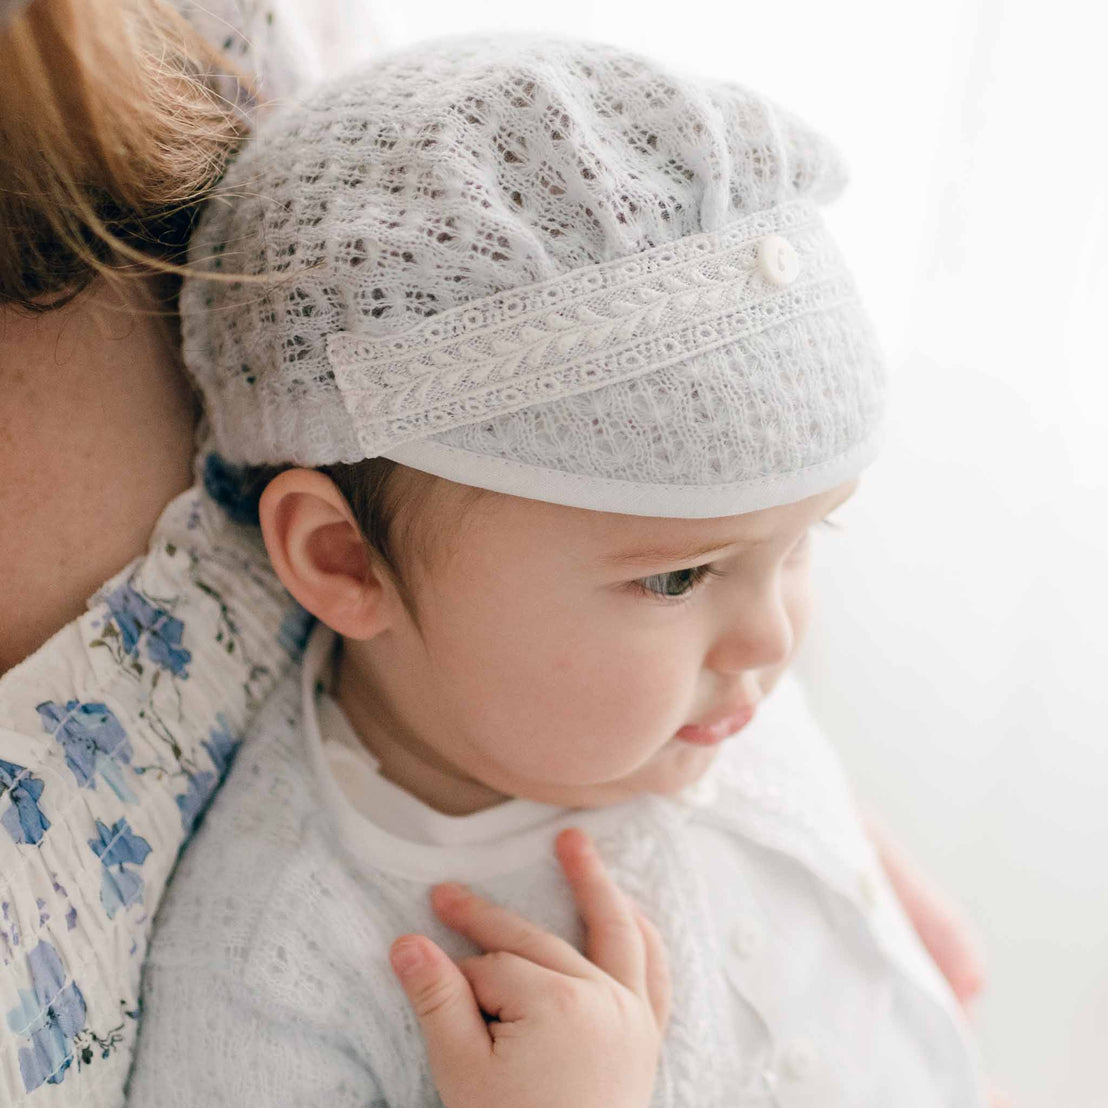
781, 1038, 818, 1081
729, 917, 765, 959
756, 233, 800, 286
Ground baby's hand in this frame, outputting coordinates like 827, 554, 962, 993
389, 827, 671, 1108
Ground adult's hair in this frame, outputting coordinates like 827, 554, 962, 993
0, 0, 248, 313
0, 0, 466, 617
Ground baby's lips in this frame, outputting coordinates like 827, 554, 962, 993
674, 705, 756, 745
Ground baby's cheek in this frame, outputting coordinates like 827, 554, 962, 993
530, 646, 681, 777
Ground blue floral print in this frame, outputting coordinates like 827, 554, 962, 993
202, 451, 264, 525
278, 603, 315, 659
203, 714, 237, 776
174, 771, 216, 834
103, 583, 192, 678
5, 940, 87, 1091
1, 899, 21, 959
88, 819, 152, 919
0, 759, 50, 845
36, 700, 135, 803
1, 469, 303, 1104
175, 715, 240, 833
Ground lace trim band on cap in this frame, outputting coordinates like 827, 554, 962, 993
325, 198, 857, 457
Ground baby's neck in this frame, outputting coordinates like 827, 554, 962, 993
333, 640, 509, 817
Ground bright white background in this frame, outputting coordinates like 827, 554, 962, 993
333, 2, 1108, 1102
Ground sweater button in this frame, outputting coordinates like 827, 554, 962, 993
729, 917, 764, 959
780, 1038, 819, 1080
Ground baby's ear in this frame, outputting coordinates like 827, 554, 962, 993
258, 468, 391, 639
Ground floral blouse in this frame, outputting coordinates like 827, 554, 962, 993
0, 453, 311, 1106
0, 1, 382, 1102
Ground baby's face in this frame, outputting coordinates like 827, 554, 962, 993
341, 478, 856, 813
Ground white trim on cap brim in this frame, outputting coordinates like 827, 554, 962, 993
382, 426, 884, 519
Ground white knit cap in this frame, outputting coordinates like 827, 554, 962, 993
182, 33, 886, 518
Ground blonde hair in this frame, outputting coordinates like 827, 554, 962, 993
0, 0, 250, 312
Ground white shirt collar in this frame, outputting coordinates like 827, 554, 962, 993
300, 624, 640, 884
316, 686, 566, 847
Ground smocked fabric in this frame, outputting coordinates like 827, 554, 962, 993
0, 470, 308, 1106
0, 2, 369, 1101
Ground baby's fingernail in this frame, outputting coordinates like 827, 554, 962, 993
390, 939, 426, 977
434, 882, 469, 907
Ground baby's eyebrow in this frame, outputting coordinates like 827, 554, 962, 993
601, 483, 858, 569
600, 535, 765, 569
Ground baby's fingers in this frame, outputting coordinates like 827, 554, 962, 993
389, 934, 492, 1086
457, 949, 560, 1026
431, 881, 596, 981
554, 827, 646, 997
633, 908, 672, 1031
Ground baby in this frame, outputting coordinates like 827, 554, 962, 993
125, 33, 987, 1106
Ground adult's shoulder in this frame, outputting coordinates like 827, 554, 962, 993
0, 482, 304, 1105
128, 666, 388, 1107
146, 661, 316, 967
132, 662, 401, 1106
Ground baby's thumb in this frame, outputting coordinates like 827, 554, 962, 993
390, 935, 489, 1085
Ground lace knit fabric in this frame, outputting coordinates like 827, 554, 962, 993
124, 626, 987, 1106
182, 33, 887, 517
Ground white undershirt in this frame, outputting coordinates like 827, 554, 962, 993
308, 628, 973, 1105
317, 691, 568, 847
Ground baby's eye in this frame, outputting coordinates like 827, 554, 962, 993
632, 563, 724, 602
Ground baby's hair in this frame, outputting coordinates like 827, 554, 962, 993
0, 0, 249, 314
206, 455, 496, 626
322, 459, 493, 623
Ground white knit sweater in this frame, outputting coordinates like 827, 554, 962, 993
125, 625, 987, 1107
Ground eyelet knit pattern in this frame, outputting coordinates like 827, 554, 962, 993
182, 33, 887, 516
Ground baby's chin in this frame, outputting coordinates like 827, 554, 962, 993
643, 739, 722, 794
539, 741, 720, 809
